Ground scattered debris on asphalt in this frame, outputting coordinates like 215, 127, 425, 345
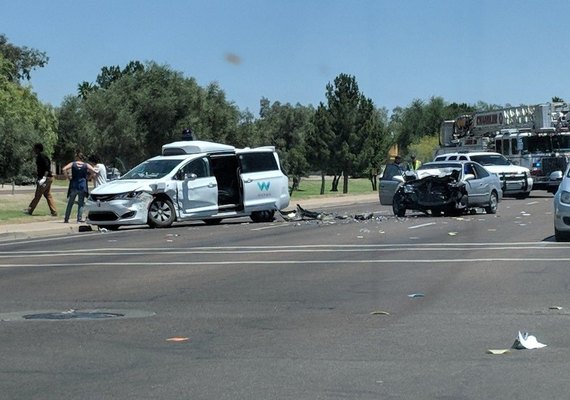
166, 337, 190, 342
370, 310, 391, 316
549, 306, 563, 310
279, 204, 378, 223
512, 331, 547, 350
408, 293, 425, 298
487, 349, 511, 355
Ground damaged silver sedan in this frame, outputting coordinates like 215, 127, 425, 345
379, 161, 503, 217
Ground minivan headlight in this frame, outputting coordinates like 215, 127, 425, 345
560, 190, 570, 205
113, 191, 145, 200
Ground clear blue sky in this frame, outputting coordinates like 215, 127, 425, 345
2, 0, 567, 115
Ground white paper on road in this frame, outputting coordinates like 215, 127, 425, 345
512, 331, 547, 350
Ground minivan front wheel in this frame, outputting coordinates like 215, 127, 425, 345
148, 197, 175, 228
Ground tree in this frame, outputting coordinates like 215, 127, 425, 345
0, 34, 49, 81
307, 103, 334, 194
0, 54, 57, 181
58, 61, 244, 170
321, 74, 387, 193
256, 99, 312, 191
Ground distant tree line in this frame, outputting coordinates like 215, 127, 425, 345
1, 34, 556, 193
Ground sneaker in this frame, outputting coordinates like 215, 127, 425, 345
51, 213, 58, 217
22, 209, 32, 215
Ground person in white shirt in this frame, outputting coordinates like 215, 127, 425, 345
88, 154, 107, 188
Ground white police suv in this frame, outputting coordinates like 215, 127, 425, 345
85, 140, 290, 229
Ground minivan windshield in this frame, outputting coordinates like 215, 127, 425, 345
121, 159, 182, 180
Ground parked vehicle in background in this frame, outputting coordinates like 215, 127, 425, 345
379, 161, 502, 217
433, 151, 532, 198
106, 167, 121, 181
437, 102, 570, 193
553, 163, 570, 241
85, 140, 290, 229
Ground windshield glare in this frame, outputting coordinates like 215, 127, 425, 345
470, 154, 509, 166
121, 159, 182, 180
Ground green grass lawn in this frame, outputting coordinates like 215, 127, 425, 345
290, 177, 376, 200
0, 177, 377, 224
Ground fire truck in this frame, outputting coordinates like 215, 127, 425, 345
438, 102, 570, 192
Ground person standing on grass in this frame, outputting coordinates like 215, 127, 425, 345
88, 154, 107, 188
24, 143, 58, 216
62, 151, 97, 223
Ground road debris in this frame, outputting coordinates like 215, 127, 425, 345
487, 349, 511, 355
370, 310, 390, 316
166, 337, 190, 342
549, 306, 563, 310
279, 204, 378, 223
408, 293, 425, 298
512, 331, 547, 350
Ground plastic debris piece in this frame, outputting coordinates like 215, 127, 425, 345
448, 232, 458, 236
512, 331, 547, 350
488, 229, 496, 232
370, 310, 390, 316
549, 306, 563, 310
357, 236, 364, 239
522, 213, 531, 216
487, 349, 511, 355
99, 228, 108, 233
408, 293, 425, 298
166, 337, 190, 342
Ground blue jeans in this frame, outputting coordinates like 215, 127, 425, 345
64, 188, 86, 222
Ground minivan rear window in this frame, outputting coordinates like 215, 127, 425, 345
239, 152, 278, 173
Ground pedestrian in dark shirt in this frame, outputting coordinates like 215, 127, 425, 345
24, 143, 57, 216
62, 151, 97, 223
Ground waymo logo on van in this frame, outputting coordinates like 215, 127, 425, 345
257, 182, 271, 191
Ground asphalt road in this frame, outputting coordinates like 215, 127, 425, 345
1, 193, 569, 400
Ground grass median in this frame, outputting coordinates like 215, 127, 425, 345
0, 177, 377, 224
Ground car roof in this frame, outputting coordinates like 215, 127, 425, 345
437, 151, 501, 157
147, 154, 198, 162
422, 160, 471, 167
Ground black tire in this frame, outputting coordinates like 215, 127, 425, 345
203, 218, 222, 225
250, 210, 275, 223
484, 191, 498, 214
147, 197, 176, 228
392, 192, 406, 217
514, 192, 530, 199
555, 228, 570, 242
431, 207, 444, 217
99, 225, 120, 231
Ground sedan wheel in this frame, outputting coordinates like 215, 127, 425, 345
148, 198, 176, 228
392, 192, 406, 217
484, 191, 498, 214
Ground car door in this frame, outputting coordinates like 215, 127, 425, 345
175, 157, 218, 217
379, 164, 405, 205
463, 162, 490, 205
239, 150, 287, 212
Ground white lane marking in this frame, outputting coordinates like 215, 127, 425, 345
1, 257, 570, 268
526, 201, 539, 205
408, 222, 437, 230
1, 244, 569, 257
250, 224, 290, 231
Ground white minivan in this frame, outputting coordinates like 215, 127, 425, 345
85, 140, 290, 229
